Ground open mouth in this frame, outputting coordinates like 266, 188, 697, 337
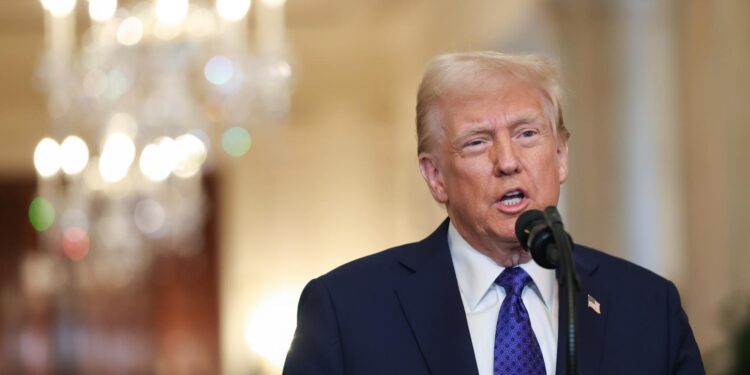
499, 190, 526, 207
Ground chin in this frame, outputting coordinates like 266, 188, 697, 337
488, 225, 518, 244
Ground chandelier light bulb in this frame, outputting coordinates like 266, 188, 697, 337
99, 133, 135, 183
34, 138, 62, 178
60, 135, 90, 175
216, 0, 251, 22
173, 133, 207, 178
139, 143, 171, 182
88, 0, 117, 22
41, 0, 77, 17
156, 0, 189, 26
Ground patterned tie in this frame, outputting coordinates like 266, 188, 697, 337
493, 267, 546, 375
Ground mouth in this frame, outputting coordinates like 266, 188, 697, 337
495, 189, 529, 213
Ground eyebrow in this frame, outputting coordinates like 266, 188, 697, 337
454, 124, 494, 141
454, 111, 544, 140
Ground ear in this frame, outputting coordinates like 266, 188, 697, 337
556, 138, 569, 184
418, 152, 449, 203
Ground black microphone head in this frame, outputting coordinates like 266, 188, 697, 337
515, 209, 546, 250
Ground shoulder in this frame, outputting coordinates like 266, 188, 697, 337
316, 241, 422, 290
574, 244, 682, 306
574, 244, 671, 285
316, 219, 450, 290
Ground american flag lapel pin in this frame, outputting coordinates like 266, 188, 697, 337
587, 294, 601, 315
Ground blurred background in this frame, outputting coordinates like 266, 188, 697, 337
1, 0, 749, 373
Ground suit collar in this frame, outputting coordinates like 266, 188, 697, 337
395, 219, 480, 375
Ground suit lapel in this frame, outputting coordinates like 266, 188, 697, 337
555, 246, 610, 375
395, 220, 479, 375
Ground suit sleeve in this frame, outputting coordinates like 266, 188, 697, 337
283, 278, 345, 375
667, 281, 706, 375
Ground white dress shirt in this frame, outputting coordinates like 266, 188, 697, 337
448, 222, 558, 375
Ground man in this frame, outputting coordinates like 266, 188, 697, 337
283, 52, 704, 374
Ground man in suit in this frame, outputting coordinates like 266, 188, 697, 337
283, 51, 704, 374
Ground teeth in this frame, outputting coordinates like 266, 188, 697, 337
500, 197, 522, 206
505, 190, 522, 197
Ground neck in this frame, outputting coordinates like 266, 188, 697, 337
451, 222, 532, 268
475, 242, 532, 268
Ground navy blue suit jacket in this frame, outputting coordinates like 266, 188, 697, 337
283, 219, 705, 374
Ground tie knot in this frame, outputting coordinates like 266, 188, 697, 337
495, 267, 532, 296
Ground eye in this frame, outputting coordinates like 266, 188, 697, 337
520, 129, 537, 138
461, 137, 491, 151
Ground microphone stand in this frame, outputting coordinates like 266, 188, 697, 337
544, 207, 581, 375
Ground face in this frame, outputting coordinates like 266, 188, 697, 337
419, 77, 568, 252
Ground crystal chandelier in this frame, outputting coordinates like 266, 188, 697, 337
31, 0, 291, 283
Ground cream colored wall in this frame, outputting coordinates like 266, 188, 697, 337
681, 0, 750, 368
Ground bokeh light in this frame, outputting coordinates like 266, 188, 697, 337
173, 133, 207, 178
83, 68, 108, 97
270, 59, 292, 79
155, 0, 189, 26
204, 56, 234, 85
134, 199, 166, 235
260, 0, 286, 8
105, 69, 129, 100
139, 142, 171, 182
217, 0, 251, 22
88, 0, 117, 22
99, 133, 135, 183
222, 127, 251, 157
62, 227, 90, 261
34, 138, 62, 178
41, 0, 77, 17
29, 197, 56, 232
245, 289, 300, 369
189, 129, 210, 151
117, 16, 144, 46
60, 135, 89, 175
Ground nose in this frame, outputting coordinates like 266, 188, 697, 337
492, 138, 521, 177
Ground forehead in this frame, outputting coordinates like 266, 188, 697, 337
437, 77, 551, 132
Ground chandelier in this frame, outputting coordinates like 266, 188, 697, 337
31, 0, 291, 284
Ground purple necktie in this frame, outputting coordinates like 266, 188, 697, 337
493, 267, 546, 375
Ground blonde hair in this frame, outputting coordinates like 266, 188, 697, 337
416, 51, 569, 154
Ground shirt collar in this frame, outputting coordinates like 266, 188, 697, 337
447, 221, 556, 311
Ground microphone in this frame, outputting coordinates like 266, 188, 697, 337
516, 207, 581, 375
515, 209, 561, 269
